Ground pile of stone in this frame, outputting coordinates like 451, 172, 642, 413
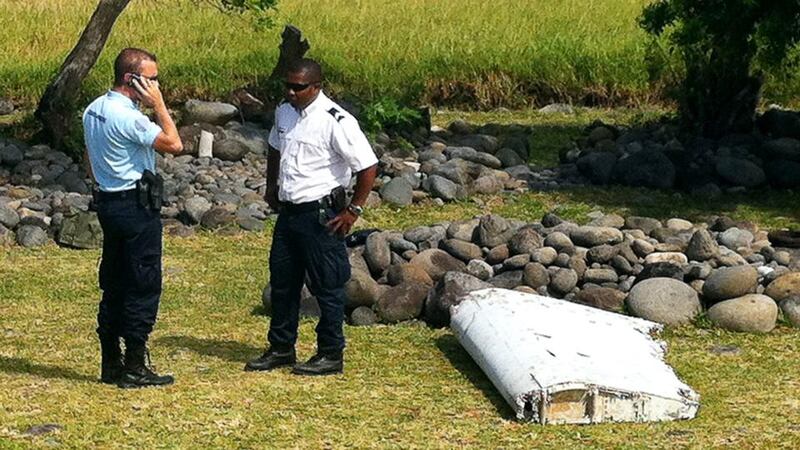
1, 100, 535, 249
566, 108, 800, 193
264, 212, 800, 332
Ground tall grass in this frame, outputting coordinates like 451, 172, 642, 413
1, 0, 799, 109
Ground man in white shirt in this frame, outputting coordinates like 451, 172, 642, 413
245, 58, 378, 375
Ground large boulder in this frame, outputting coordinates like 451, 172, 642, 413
16, 225, 48, 248
380, 177, 414, 206
440, 239, 482, 262
715, 157, 765, 187
707, 294, 777, 333
507, 226, 543, 255
626, 278, 701, 325
577, 152, 617, 184
345, 268, 380, 308
424, 272, 492, 327
408, 249, 466, 282
614, 150, 676, 189
685, 229, 719, 261
702, 266, 758, 303
386, 263, 434, 287
56, 211, 103, 249
476, 214, 516, 248
375, 282, 429, 323
183, 99, 238, 125
764, 272, 800, 302
364, 232, 392, 276
213, 139, 250, 162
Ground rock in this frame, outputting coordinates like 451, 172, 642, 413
588, 214, 625, 229
715, 157, 765, 187
0, 204, 20, 228
386, 263, 434, 287
543, 232, 574, 255
375, 282, 429, 323
577, 152, 617, 184
530, 247, 558, 265
350, 306, 378, 326
587, 244, 618, 264
686, 229, 719, 261
55, 171, 89, 194
16, 225, 48, 248
183, 99, 238, 125
549, 268, 578, 296
345, 268, 380, 308
223, 122, 269, 155
538, 103, 575, 114
424, 271, 492, 327
570, 226, 623, 247
440, 238, 482, 262
486, 244, 510, 265
588, 126, 615, 144
56, 211, 102, 249
183, 196, 212, 224
446, 219, 479, 241
718, 227, 754, 249
427, 174, 461, 201
508, 226, 543, 255
765, 159, 800, 188
575, 287, 627, 312
762, 137, 800, 160
583, 268, 618, 284
645, 252, 688, 266
0, 144, 24, 167
364, 232, 392, 276
707, 294, 777, 333
758, 108, 800, 138
632, 239, 655, 257
780, 297, 800, 328
626, 278, 701, 325
213, 139, 250, 162
614, 150, 676, 189
380, 177, 414, 206
409, 249, 466, 282
466, 259, 494, 281
495, 148, 526, 167
472, 175, 504, 194
450, 134, 499, 153
666, 218, 693, 232
476, 214, 516, 248
486, 265, 524, 287
625, 216, 662, 235
503, 254, 530, 270
764, 272, 800, 302
768, 230, 800, 248
200, 206, 235, 229
703, 266, 758, 303
637, 262, 684, 282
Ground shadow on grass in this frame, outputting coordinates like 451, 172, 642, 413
156, 335, 261, 363
435, 334, 516, 420
0, 355, 95, 382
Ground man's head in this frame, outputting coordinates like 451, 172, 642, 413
284, 58, 322, 109
113, 48, 159, 89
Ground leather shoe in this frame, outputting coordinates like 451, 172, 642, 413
292, 353, 343, 376
244, 347, 296, 372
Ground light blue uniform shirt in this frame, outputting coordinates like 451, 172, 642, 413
83, 90, 162, 192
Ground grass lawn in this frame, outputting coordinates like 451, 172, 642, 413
2, 185, 800, 448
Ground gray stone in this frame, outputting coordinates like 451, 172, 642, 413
364, 232, 392, 276
575, 287, 627, 313
765, 159, 800, 188
523, 262, 550, 288
213, 139, 250, 162
703, 266, 758, 303
495, 148, 526, 168
764, 272, 800, 302
626, 278, 701, 325
386, 263, 434, 287
625, 216, 662, 235
200, 206, 235, 229
543, 232, 574, 255
446, 219, 479, 241
0, 98, 14, 116
56, 211, 102, 249
530, 247, 558, 265
449, 134, 499, 153
715, 157, 765, 187
614, 150, 675, 189
486, 244, 510, 265
183, 99, 238, 125
345, 268, 380, 308
472, 175, 504, 195
409, 249, 466, 282
508, 226, 543, 255
489, 270, 524, 289
503, 254, 531, 270
477, 214, 516, 248
428, 174, 460, 201
587, 244, 618, 264
440, 238, 482, 262
718, 227, 754, 249
424, 271, 492, 327
55, 171, 89, 194
223, 122, 269, 155
0, 204, 20, 228
570, 226, 623, 247
763, 138, 800, 160
549, 268, 578, 296
375, 282, 429, 323
588, 214, 625, 229
686, 229, 719, 261
577, 152, 617, 184
0, 144, 24, 167
16, 225, 47, 248
538, 103, 575, 114
708, 294, 777, 333
588, 126, 615, 144
466, 259, 494, 281
584, 268, 619, 284
380, 177, 414, 206
184, 196, 212, 224
611, 255, 634, 274
780, 297, 800, 328
350, 306, 378, 326
645, 252, 688, 266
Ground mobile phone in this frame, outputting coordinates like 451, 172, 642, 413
128, 73, 142, 87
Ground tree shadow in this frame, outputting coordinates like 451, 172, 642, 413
435, 334, 516, 420
155, 335, 261, 363
0, 355, 96, 382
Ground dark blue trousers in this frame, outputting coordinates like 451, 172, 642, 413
95, 192, 162, 346
267, 208, 351, 355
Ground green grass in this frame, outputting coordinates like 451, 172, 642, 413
3, 0, 800, 112
2, 188, 800, 448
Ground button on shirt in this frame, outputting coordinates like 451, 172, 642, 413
268, 92, 378, 204
83, 90, 163, 192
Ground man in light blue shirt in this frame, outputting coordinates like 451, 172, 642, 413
83, 47, 182, 389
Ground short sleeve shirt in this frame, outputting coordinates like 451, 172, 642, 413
268, 92, 378, 203
83, 90, 162, 192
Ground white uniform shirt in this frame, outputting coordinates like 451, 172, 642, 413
268, 92, 377, 204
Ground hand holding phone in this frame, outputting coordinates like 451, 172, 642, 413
127, 73, 163, 109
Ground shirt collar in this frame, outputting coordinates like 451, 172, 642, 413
297, 91, 327, 118
106, 90, 137, 110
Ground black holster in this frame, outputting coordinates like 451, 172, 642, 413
136, 170, 164, 211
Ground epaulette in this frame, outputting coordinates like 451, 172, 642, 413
327, 107, 345, 122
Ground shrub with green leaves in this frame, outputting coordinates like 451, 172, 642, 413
361, 97, 423, 134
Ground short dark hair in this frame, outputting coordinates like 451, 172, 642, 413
287, 58, 322, 83
113, 48, 157, 86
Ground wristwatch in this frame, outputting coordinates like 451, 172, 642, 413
347, 203, 364, 216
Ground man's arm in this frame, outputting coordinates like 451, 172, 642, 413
326, 163, 377, 236
264, 146, 281, 210
83, 148, 95, 182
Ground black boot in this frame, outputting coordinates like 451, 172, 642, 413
118, 342, 174, 389
244, 347, 296, 372
292, 352, 343, 376
100, 336, 124, 384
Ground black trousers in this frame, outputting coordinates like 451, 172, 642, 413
95, 191, 162, 346
267, 207, 351, 355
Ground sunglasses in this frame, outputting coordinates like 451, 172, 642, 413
284, 81, 318, 92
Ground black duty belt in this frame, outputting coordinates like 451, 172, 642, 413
279, 199, 321, 214
96, 188, 137, 201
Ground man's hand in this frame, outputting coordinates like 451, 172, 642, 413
131, 77, 165, 109
326, 208, 358, 237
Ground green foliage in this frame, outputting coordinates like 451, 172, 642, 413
361, 97, 422, 134
199, 0, 278, 29
640, 0, 800, 136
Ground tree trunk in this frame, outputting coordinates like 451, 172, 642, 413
268, 25, 310, 82
35, 0, 131, 151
